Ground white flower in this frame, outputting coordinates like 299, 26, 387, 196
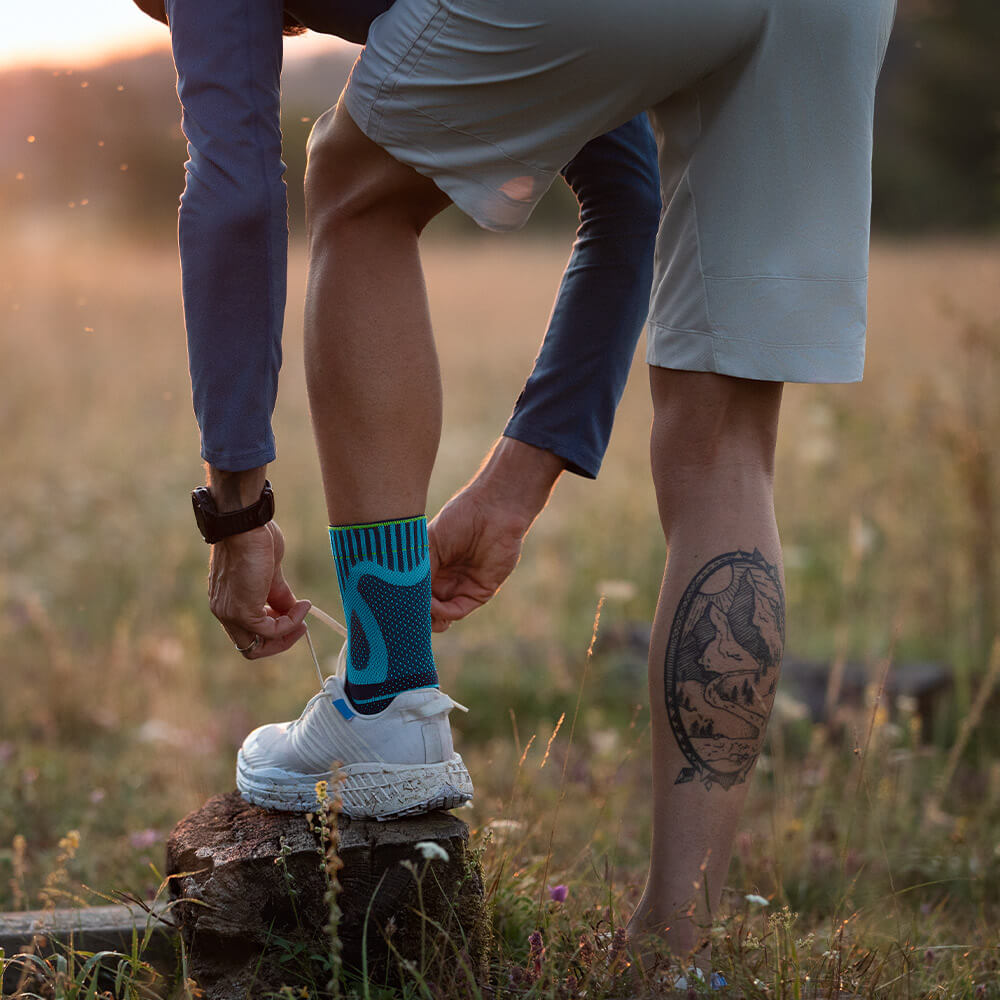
414, 841, 449, 863
745, 893, 770, 907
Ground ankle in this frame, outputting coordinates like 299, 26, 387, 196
330, 516, 439, 714
627, 903, 710, 970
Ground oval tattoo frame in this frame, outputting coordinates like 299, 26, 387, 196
664, 549, 785, 791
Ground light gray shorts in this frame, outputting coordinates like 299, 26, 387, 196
344, 0, 896, 383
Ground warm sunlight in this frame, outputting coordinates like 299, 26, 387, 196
0, 0, 168, 69
0, 0, 352, 70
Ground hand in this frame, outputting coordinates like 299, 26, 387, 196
428, 488, 528, 633
208, 520, 311, 658
429, 437, 565, 632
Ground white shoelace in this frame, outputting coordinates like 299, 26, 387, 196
306, 605, 349, 687
302, 604, 468, 713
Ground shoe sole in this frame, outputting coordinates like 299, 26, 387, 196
236, 750, 474, 820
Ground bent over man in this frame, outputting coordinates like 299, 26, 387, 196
145, 0, 894, 973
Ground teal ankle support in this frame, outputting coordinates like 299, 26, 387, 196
329, 516, 439, 715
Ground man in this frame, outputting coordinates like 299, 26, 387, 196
149, 0, 894, 969
139, 0, 659, 816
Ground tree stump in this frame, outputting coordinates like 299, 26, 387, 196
166, 792, 488, 1000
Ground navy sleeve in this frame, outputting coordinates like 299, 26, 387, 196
503, 116, 661, 479
166, 0, 287, 470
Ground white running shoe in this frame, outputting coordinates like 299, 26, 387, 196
236, 643, 473, 819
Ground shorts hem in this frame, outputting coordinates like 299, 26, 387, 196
645, 322, 865, 384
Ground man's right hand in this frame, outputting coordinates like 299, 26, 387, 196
429, 490, 527, 632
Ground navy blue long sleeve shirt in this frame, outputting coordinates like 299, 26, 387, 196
166, 0, 659, 476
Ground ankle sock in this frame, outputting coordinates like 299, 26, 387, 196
329, 516, 439, 714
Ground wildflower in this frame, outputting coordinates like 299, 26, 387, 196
549, 884, 568, 902
414, 840, 449, 862
128, 829, 159, 850
607, 926, 628, 965
315, 780, 328, 803
745, 893, 770, 907
528, 929, 545, 978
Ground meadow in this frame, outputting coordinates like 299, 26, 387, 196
1, 215, 999, 997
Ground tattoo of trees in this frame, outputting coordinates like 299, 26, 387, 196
664, 549, 784, 791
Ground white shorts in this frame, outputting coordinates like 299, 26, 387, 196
344, 0, 896, 383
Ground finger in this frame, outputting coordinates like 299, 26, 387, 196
431, 593, 484, 624
267, 569, 299, 615
242, 622, 308, 659
229, 630, 264, 657
234, 598, 309, 638
260, 599, 311, 636
287, 598, 311, 626
431, 572, 462, 602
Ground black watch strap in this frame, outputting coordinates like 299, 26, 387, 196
191, 480, 275, 544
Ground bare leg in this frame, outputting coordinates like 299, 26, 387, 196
303, 102, 451, 525
630, 369, 785, 969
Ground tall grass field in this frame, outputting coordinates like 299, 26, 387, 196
1, 217, 999, 997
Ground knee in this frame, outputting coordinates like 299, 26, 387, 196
304, 105, 447, 239
649, 370, 782, 514
304, 107, 384, 234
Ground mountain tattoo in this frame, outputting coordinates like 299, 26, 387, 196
664, 549, 785, 791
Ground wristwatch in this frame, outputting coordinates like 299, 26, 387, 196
191, 480, 275, 544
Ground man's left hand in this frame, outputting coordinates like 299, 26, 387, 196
208, 520, 310, 658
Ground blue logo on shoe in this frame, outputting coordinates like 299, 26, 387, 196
332, 697, 355, 721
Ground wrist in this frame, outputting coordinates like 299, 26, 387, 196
207, 465, 268, 512
470, 437, 563, 527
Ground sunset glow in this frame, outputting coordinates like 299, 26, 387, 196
1, 0, 351, 70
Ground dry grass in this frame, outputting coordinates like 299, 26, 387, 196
2, 218, 999, 996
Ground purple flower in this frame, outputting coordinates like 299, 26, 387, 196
129, 829, 160, 850
548, 884, 568, 903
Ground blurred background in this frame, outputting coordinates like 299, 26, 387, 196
3, 0, 999, 236
1, 0, 999, 993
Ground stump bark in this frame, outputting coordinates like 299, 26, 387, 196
166, 792, 488, 1000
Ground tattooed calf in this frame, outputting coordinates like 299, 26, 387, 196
664, 550, 784, 791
